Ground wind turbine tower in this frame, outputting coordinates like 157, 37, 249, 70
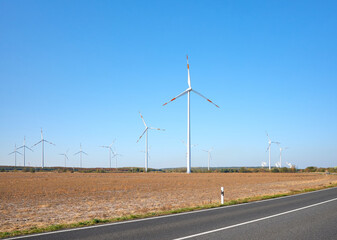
100, 141, 115, 168
9, 144, 22, 167
32, 129, 55, 168
163, 55, 220, 173
60, 150, 69, 168
113, 151, 122, 170
17, 136, 33, 167
279, 146, 289, 168
202, 148, 213, 171
266, 132, 280, 170
74, 143, 87, 168
137, 112, 164, 172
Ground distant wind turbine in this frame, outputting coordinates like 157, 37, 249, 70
32, 129, 55, 168
60, 150, 69, 168
74, 143, 87, 168
137, 112, 164, 172
100, 140, 115, 168
9, 144, 22, 167
279, 146, 289, 168
17, 136, 33, 167
286, 162, 293, 168
163, 55, 220, 173
275, 161, 281, 168
266, 132, 280, 170
261, 161, 267, 168
202, 148, 213, 171
112, 150, 122, 170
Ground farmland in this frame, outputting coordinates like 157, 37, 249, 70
1, 172, 337, 233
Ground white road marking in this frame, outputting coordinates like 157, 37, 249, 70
173, 197, 337, 240
6, 186, 337, 239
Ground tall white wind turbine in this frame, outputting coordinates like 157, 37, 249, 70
266, 132, 280, 170
9, 144, 22, 167
202, 148, 213, 171
163, 55, 220, 174
32, 129, 55, 168
74, 143, 87, 168
137, 112, 164, 172
17, 136, 33, 167
60, 150, 69, 168
100, 141, 115, 168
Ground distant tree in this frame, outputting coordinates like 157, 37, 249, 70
304, 166, 317, 172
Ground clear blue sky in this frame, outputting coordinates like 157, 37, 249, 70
1, 0, 336, 169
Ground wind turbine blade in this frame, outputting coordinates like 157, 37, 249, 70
109, 140, 115, 148
31, 140, 42, 148
26, 146, 34, 151
17, 145, 24, 150
74, 151, 81, 155
187, 55, 191, 88
192, 90, 220, 108
272, 141, 281, 144
83, 151, 88, 155
8, 151, 15, 155
149, 127, 165, 131
266, 146, 270, 152
163, 90, 188, 106
16, 151, 22, 155
139, 112, 147, 127
44, 140, 55, 145
137, 128, 147, 143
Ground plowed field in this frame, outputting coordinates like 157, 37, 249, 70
1, 172, 336, 232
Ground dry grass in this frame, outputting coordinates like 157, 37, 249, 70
1, 172, 336, 233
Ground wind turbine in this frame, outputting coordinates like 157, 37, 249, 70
202, 148, 213, 171
163, 55, 220, 174
181, 140, 197, 160
112, 151, 122, 170
17, 136, 33, 167
286, 162, 293, 168
74, 143, 87, 168
137, 112, 164, 172
9, 144, 22, 167
261, 161, 267, 168
32, 129, 55, 168
100, 141, 115, 168
266, 132, 280, 170
60, 150, 69, 168
279, 146, 289, 168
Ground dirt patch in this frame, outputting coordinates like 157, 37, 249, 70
0, 172, 336, 232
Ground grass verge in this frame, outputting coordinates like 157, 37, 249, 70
1, 182, 337, 239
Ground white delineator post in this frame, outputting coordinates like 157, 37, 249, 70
221, 187, 224, 204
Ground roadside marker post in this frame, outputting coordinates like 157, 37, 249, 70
221, 187, 224, 204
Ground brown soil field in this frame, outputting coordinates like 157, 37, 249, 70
1, 172, 337, 233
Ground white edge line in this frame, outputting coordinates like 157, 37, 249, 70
5, 186, 337, 239
173, 197, 337, 240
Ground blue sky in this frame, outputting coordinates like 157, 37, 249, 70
1, 0, 336, 169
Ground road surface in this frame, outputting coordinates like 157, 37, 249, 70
7, 187, 337, 240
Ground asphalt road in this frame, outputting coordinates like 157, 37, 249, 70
8, 187, 337, 240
